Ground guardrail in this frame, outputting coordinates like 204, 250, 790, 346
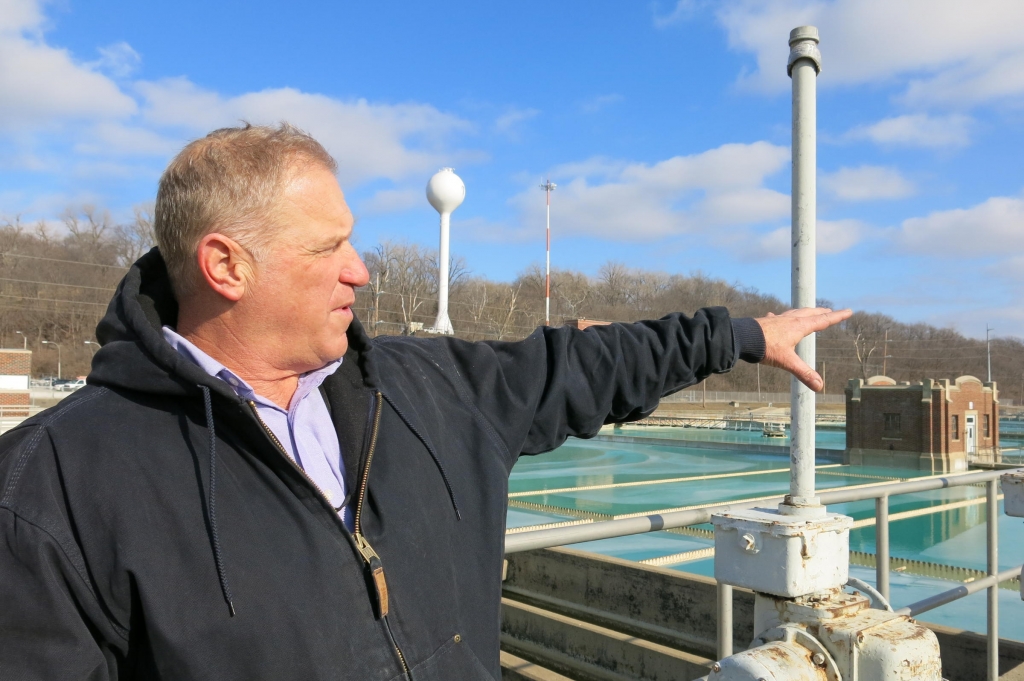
631, 414, 845, 429
662, 390, 846, 405
505, 467, 1023, 680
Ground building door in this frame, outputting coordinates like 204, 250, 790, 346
965, 415, 977, 455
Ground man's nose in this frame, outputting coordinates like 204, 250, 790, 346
343, 251, 371, 288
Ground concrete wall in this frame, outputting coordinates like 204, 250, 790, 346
503, 547, 1024, 681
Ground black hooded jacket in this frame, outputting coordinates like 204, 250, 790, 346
0, 249, 764, 680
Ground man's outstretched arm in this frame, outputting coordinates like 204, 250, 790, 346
438, 305, 852, 464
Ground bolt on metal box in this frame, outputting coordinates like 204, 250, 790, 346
712, 508, 853, 598
1002, 472, 1024, 517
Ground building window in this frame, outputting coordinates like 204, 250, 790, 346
883, 413, 901, 434
952, 414, 959, 440
983, 414, 990, 438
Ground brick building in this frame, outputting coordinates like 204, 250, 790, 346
0, 349, 31, 414
845, 375, 999, 473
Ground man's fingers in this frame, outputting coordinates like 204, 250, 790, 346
771, 352, 824, 392
801, 308, 853, 333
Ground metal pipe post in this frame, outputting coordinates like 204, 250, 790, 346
987, 478, 999, 681
717, 583, 733, 659
876, 495, 890, 602
783, 25, 823, 516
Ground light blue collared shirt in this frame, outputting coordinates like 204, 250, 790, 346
162, 327, 352, 529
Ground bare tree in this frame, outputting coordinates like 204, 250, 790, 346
112, 205, 157, 266
492, 284, 522, 341
853, 333, 878, 380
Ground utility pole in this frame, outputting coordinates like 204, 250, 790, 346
881, 329, 889, 377
986, 324, 993, 383
540, 179, 557, 325
373, 272, 381, 337
42, 340, 61, 380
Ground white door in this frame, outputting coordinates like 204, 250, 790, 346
965, 415, 977, 455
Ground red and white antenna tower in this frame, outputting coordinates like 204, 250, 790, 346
539, 178, 556, 325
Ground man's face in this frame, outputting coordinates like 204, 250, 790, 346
243, 164, 370, 373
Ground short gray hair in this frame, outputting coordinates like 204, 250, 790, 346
154, 123, 337, 298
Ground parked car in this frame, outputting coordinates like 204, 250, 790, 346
58, 379, 86, 392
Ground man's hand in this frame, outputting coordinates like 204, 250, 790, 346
756, 307, 853, 392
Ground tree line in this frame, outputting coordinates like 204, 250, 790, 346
2, 214, 1022, 405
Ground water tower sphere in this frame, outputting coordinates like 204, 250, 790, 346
426, 168, 466, 214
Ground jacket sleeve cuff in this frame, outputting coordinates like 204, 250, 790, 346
731, 317, 766, 364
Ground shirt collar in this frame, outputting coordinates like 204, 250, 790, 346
161, 326, 342, 411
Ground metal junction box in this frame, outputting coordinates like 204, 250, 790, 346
712, 508, 853, 597
1003, 472, 1024, 517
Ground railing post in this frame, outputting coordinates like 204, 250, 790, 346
717, 582, 733, 659
987, 478, 999, 681
876, 494, 890, 603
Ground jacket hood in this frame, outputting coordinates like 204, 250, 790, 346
89, 247, 376, 399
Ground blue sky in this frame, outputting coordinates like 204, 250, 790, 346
2, 0, 1024, 337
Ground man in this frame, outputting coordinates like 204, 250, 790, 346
0, 124, 850, 680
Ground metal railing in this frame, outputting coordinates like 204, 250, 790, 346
662, 390, 845, 405
505, 467, 1023, 681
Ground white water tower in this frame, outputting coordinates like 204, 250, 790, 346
426, 168, 465, 335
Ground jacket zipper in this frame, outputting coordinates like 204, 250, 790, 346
247, 394, 409, 677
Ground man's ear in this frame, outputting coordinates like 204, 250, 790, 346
196, 232, 255, 302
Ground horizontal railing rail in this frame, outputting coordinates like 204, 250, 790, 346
897, 565, 1022, 617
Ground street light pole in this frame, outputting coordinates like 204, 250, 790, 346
84, 340, 100, 355
42, 340, 61, 380
540, 179, 557, 326
14, 331, 26, 350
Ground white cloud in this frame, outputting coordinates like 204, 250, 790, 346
0, 0, 45, 33
740, 218, 865, 260
818, 218, 866, 253
494, 107, 539, 136
717, 0, 1024, 106
652, 0, 702, 28
508, 141, 790, 241
844, 114, 972, 149
358, 187, 424, 215
72, 121, 178, 157
133, 78, 475, 186
580, 94, 623, 113
898, 192, 1024, 257
820, 165, 915, 201
0, 0, 479, 209
0, 13, 137, 127
91, 42, 142, 79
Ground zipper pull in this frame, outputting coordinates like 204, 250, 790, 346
354, 533, 389, 617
